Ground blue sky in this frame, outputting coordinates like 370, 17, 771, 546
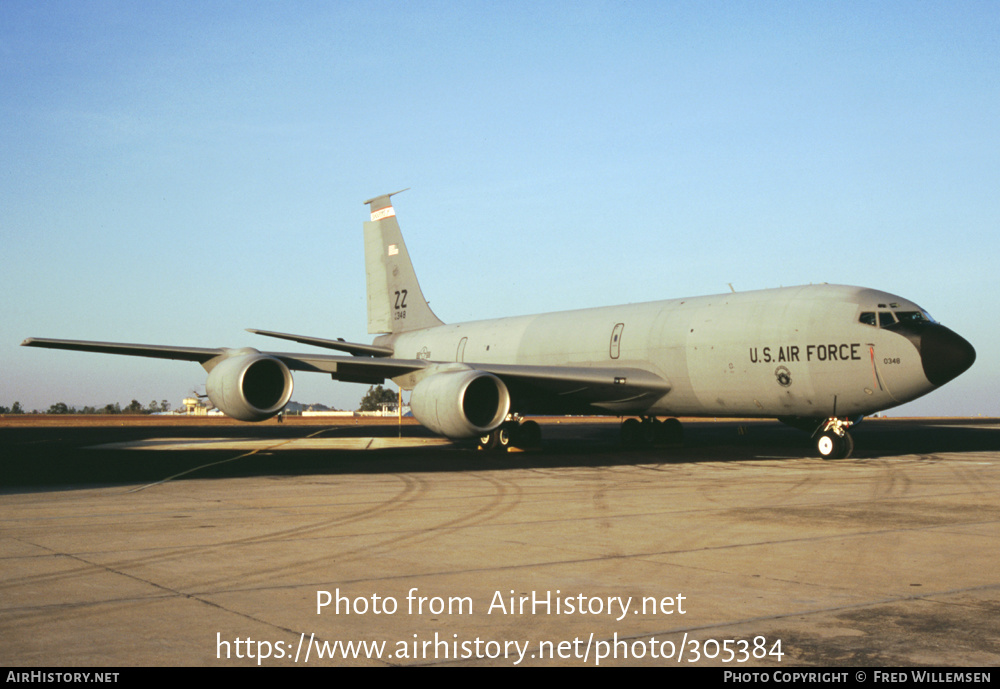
2, 1, 997, 415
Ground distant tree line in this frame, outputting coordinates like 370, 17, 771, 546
358, 385, 399, 412
3, 388, 401, 416
0, 400, 171, 415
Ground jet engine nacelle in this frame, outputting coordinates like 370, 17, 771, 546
409, 369, 511, 438
205, 349, 294, 422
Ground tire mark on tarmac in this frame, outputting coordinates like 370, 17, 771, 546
123, 426, 340, 492
199, 470, 525, 590
0, 471, 426, 594
2, 470, 525, 603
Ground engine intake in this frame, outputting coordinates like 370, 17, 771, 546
205, 349, 294, 422
409, 369, 511, 438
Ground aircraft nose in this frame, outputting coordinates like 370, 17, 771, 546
920, 324, 976, 386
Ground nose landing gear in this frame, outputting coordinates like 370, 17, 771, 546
815, 418, 854, 459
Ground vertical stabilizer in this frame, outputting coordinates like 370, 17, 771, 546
364, 190, 444, 334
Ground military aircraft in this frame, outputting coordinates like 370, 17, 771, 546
23, 190, 976, 458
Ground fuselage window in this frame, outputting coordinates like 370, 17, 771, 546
878, 312, 897, 327
859, 312, 877, 326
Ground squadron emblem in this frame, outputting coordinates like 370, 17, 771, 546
775, 366, 792, 387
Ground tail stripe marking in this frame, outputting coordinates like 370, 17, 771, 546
371, 206, 396, 221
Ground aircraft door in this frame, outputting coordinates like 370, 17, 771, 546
456, 337, 468, 362
610, 323, 624, 359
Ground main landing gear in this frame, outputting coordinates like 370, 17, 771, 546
478, 416, 542, 451
620, 416, 683, 447
815, 417, 854, 460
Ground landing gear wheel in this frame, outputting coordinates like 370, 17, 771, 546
478, 429, 499, 451
815, 416, 856, 460
480, 419, 542, 451
841, 430, 855, 459
497, 425, 513, 449
817, 430, 853, 460
658, 417, 683, 444
621, 418, 642, 446
516, 420, 542, 449
817, 432, 840, 459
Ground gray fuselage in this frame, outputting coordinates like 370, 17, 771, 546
378, 283, 970, 420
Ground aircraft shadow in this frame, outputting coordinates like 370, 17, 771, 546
2, 420, 998, 493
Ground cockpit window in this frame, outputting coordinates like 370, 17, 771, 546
897, 311, 934, 324
861, 308, 936, 328
878, 312, 897, 327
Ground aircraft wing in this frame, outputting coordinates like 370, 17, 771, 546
21, 337, 670, 410
20, 337, 426, 385
21, 338, 225, 363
